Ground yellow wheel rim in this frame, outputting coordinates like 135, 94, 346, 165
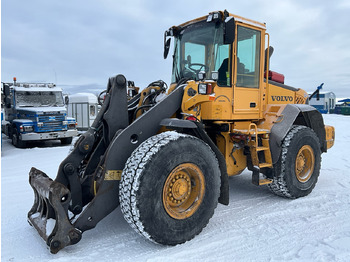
163, 163, 205, 219
295, 145, 315, 183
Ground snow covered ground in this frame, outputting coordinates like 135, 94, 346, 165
1, 114, 350, 262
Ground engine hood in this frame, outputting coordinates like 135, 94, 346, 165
15, 106, 67, 115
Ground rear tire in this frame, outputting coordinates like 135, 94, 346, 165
268, 125, 321, 198
119, 131, 221, 245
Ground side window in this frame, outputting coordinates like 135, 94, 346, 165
90, 105, 96, 116
236, 26, 261, 88
215, 44, 231, 86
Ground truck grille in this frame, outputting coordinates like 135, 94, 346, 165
38, 114, 66, 132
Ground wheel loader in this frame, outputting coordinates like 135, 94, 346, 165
28, 10, 335, 253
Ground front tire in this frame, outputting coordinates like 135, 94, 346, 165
119, 131, 221, 245
12, 129, 26, 148
60, 137, 73, 145
268, 125, 321, 198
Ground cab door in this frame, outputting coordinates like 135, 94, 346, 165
233, 24, 262, 119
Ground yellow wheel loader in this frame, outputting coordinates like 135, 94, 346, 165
28, 10, 335, 253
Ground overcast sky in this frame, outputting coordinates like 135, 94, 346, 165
2, 0, 350, 97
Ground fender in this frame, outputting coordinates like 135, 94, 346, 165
269, 104, 326, 164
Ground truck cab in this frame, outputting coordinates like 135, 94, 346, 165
2, 79, 77, 148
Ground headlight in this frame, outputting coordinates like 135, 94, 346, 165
211, 71, 219, 81
68, 123, 77, 129
197, 71, 206, 81
37, 122, 44, 127
23, 125, 34, 132
198, 84, 207, 94
198, 83, 214, 95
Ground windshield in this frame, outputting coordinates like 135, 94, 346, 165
15, 91, 64, 107
172, 21, 231, 86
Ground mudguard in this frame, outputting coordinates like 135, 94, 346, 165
269, 104, 326, 164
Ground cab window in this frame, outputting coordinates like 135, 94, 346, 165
236, 26, 261, 88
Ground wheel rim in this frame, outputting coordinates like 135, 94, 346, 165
295, 145, 315, 183
163, 163, 205, 219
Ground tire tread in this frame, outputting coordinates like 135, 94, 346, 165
119, 131, 189, 241
268, 125, 321, 198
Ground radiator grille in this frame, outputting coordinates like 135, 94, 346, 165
38, 114, 66, 132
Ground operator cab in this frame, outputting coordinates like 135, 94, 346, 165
165, 11, 233, 86
164, 10, 267, 120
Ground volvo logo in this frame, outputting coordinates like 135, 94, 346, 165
271, 96, 293, 102
49, 116, 55, 121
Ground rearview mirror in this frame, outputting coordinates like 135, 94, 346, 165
3, 84, 10, 96
3, 84, 12, 108
164, 38, 171, 59
224, 16, 235, 44
4, 97, 11, 108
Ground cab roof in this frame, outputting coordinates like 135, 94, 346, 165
177, 11, 266, 30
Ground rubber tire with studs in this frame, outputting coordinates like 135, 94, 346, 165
268, 125, 321, 198
119, 131, 221, 245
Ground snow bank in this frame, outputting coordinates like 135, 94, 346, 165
1, 114, 350, 261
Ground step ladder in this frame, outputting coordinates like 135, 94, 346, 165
247, 123, 273, 186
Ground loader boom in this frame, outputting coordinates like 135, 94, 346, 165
28, 75, 184, 252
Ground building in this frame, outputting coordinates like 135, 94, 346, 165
334, 98, 350, 115
308, 91, 336, 114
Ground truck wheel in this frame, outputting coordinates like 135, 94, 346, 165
12, 129, 26, 148
60, 137, 73, 145
268, 125, 321, 198
119, 131, 220, 245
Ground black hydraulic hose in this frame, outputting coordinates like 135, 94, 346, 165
176, 78, 190, 87
132, 78, 188, 121
133, 104, 154, 120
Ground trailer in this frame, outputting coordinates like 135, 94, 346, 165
67, 93, 98, 130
